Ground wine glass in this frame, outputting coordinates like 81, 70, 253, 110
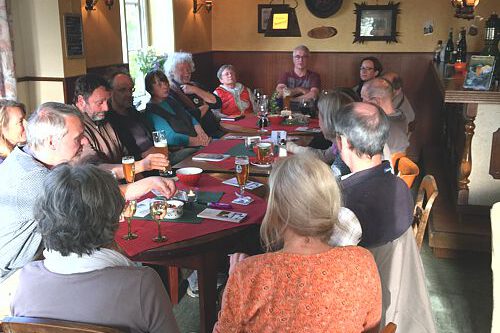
235, 155, 249, 196
122, 156, 135, 184
122, 200, 137, 240
150, 198, 167, 242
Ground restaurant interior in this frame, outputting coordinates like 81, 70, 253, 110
1, 0, 499, 332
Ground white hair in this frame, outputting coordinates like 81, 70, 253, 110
163, 52, 196, 80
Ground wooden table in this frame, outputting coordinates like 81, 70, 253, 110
124, 173, 268, 333
172, 133, 312, 177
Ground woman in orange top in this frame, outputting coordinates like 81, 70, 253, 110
213, 154, 382, 333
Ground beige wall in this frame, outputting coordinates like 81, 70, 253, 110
212, 0, 499, 52
173, 0, 212, 53
59, 0, 87, 77
82, 0, 123, 68
469, 104, 500, 207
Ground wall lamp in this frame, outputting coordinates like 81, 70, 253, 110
193, 0, 213, 14
85, 0, 115, 11
451, 0, 480, 19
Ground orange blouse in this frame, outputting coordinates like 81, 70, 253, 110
213, 246, 381, 333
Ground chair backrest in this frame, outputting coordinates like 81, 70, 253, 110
380, 322, 398, 333
412, 175, 439, 250
380, 322, 397, 333
1, 316, 124, 333
393, 155, 419, 189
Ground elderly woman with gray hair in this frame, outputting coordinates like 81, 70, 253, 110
213, 64, 255, 117
11, 164, 180, 333
164, 52, 223, 138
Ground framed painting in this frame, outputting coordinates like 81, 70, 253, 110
353, 2, 400, 43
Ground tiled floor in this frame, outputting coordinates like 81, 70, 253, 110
172, 242, 492, 333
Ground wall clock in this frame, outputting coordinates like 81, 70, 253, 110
305, 0, 343, 18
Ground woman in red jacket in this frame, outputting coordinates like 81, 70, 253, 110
213, 64, 255, 117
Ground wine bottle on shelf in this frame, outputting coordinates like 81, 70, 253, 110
444, 28, 454, 64
456, 27, 467, 63
434, 40, 443, 63
481, 12, 499, 57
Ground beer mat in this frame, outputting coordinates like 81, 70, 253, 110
115, 173, 268, 257
225, 143, 257, 157
222, 177, 264, 190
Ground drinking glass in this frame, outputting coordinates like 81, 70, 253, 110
235, 155, 250, 195
256, 142, 273, 165
122, 156, 135, 184
257, 101, 269, 133
152, 130, 172, 177
122, 200, 137, 240
150, 198, 167, 242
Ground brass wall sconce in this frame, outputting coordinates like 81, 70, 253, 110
451, 0, 480, 20
193, 0, 213, 14
85, 0, 114, 11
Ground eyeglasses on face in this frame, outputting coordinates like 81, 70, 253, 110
294, 55, 309, 60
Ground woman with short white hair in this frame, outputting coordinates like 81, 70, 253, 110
213, 64, 255, 117
164, 52, 224, 137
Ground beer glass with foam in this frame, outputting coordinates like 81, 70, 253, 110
122, 156, 135, 183
235, 155, 249, 195
152, 130, 172, 177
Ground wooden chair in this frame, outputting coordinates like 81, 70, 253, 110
380, 322, 397, 333
1, 316, 124, 333
391, 152, 420, 188
413, 175, 439, 251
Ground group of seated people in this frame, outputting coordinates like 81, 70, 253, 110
0, 44, 432, 333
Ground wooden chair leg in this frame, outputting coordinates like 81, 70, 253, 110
167, 266, 179, 305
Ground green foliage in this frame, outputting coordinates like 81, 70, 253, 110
135, 48, 167, 75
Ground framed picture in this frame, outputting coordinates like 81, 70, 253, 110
258, 4, 275, 33
305, 0, 343, 18
353, 2, 400, 43
463, 56, 496, 91
63, 13, 84, 58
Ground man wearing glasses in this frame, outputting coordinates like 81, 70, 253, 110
353, 56, 383, 98
275, 45, 321, 109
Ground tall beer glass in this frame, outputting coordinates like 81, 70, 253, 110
122, 200, 137, 240
256, 142, 273, 165
122, 156, 135, 183
152, 130, 172, 177
235, 155, 249, 195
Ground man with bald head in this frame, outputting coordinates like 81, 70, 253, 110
360, 77, 409, 154
382, 71, 415, 125
334, 102, 435, 332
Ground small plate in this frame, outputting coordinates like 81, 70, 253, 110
251, 162, 272, 168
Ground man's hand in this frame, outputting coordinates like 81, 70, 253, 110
199, 103, 210, 117
180, 84, 199, 95
120, 176, 176, 200
137, 153, 169, 173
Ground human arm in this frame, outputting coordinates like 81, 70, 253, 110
211, 89, 225, 119
147, 112, 191, 146
119, 176, 176, 201
286, 142, 335, 164
188, 124, 211, 147
181, 83, 218, 105
97, 153, 169, 180
291, 87, 320, 101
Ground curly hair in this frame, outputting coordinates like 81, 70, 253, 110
35, 164, 125, 256
73, 73, 111, 104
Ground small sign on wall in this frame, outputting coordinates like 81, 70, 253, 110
63, 13, 84, 59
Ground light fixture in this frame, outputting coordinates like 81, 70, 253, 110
451, 0, 480, 20
193, 0, 213, 14
264, 3, 301, 37
85, 0, 114, 11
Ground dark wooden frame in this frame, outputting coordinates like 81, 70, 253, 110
353, 2, 400, 44
63, 13, 85, 58
258, 4, 276, 33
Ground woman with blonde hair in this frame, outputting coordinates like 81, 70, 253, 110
0, 100, 27, 163
213, 154, 381, 333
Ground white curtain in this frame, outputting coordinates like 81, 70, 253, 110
0, 0, 16, 99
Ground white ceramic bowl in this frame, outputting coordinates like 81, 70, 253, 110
165, 200, 184, 219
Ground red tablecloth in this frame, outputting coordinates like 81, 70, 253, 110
223, 114, 319, 132
115, 174, 267, 257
